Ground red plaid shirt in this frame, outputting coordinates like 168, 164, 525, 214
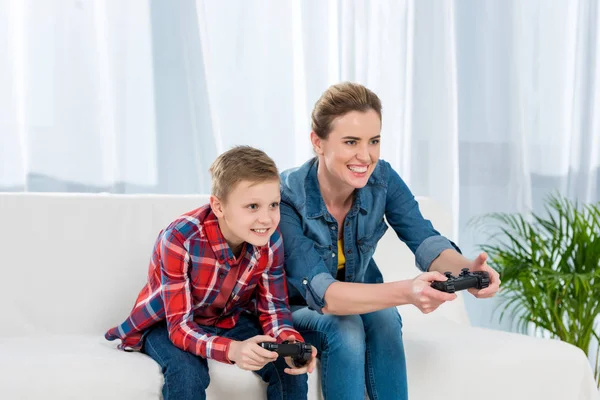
105, 204, 302, 363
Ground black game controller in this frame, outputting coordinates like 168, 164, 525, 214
431, 268, 490, 293
259, 342, 313, 367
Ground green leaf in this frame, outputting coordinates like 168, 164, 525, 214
471, 193, 600, 387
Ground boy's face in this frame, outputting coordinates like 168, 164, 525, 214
210, 179, 281, 251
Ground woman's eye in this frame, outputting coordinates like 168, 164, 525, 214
247, 204, 258, 210
345, 140, 357, 146
270, 202, 280, 208
370, 139, 380, 145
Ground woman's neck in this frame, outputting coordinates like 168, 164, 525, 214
317, 159, 354, 210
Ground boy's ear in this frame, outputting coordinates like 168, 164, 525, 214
310, 131, 324, 155
209, 195, 225, 218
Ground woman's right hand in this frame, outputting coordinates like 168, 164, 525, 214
409, 271, 457, 314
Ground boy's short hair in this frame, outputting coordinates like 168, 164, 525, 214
209, 146, 280, 201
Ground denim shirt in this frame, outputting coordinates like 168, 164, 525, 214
279, 158, 460, 314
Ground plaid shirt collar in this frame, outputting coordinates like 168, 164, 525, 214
200, 206, 262, 265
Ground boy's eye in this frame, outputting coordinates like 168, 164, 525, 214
247, 204, 258, 210
345, 140, 357, 146
370, 139, 380, 145
270, 202, 280, 208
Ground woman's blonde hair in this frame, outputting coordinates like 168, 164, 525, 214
311, 82, 382, 139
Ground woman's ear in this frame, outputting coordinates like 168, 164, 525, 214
209, 195, 224, 218
310, 131, 324, 155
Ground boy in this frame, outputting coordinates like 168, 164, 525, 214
106, 146, 317, 400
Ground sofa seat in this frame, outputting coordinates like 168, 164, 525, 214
0, 335, 325, 400
402, 319, 598, 399
0, 320, 596, 400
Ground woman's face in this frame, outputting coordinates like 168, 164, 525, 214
312, 109, 381, 190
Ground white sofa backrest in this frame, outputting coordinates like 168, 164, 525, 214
0, 193, 469, 337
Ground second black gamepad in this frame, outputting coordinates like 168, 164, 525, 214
259, 342, 313, 367
431, 268, 490, 293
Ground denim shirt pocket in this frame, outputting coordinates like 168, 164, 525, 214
357, 220, 389, 261
313, 243, 334, 271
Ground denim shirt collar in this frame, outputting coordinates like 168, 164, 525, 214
304, 159, 369, 220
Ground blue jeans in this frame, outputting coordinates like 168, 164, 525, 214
142, 313, 308, 400
292, 306, 408, 400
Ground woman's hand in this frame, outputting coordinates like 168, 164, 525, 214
409, 271, 458, 314
467, 252, 501, 299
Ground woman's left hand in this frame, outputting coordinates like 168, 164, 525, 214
468, 252, 501, 299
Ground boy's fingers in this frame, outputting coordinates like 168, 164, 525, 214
244, 350, 268, 365
248, 335, 276, 343
252, 345, 278, 359
239, 359, 264, 370
284, 366, 307, 375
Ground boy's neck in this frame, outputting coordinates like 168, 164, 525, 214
216, 218, 245, 259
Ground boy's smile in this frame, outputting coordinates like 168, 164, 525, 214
210, 179, 281, 255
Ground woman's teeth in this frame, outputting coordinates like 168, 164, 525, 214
348, 166, 367, 173
251, 228, 268, 233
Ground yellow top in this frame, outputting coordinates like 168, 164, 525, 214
337, 239, 345, 270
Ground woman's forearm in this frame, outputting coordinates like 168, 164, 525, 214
428, 249, 471, 275
322, 280, 413, 315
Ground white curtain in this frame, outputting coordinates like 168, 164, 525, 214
1, 0, 600, 327
0, 0, 158, 192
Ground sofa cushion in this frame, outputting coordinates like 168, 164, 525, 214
402, 319, 599, 400
0, 335, 323, 400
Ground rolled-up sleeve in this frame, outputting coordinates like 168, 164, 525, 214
279, 202, 336, 314
383, 161, 461, 272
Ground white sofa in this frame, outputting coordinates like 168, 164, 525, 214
0, 192, 597, 400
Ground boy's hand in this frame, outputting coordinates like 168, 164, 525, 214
227, 335, 278, 371
282, 335, 318, 375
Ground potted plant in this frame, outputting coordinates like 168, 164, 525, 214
470, 193, 600, 387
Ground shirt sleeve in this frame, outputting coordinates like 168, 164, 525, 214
382, 161, 461, 271
278, 202, 337, 314
256, 228, 305, 343
160, 229, 234, 363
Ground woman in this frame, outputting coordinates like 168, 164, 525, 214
279, 82, 500, 399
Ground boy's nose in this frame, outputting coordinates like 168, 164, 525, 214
257, 213, 271, 224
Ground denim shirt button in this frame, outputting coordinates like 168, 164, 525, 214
347, 249, 352, 254
330, 224, 337, 230
331, 252, 335, 258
